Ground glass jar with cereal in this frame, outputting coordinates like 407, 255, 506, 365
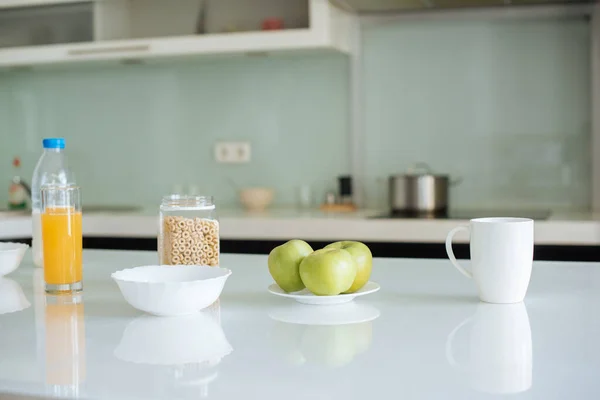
159, 195, 219, 266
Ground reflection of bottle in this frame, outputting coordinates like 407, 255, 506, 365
44, 294, 86, 397
33, 269, 46, 382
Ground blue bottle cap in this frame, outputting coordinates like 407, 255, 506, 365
42, 138, 65, 149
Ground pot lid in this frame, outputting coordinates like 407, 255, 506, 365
403, 162, 448, 177
389, 163, 451, 178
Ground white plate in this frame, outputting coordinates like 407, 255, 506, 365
269, 302, 380, 326
268, 281, 380, 305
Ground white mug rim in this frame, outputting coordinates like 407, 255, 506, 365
471, 217, 533, 224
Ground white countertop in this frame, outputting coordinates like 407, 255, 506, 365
2, 208, 600, 245
0, 250, 599, 399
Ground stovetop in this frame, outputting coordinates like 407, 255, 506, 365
370, 209, 551, 220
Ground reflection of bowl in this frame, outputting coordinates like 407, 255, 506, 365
239, 188, 274, 211
111, 265, 231, 317
114, 310, 233, 365
0, 278, 30, 314
0, 242, 29, 276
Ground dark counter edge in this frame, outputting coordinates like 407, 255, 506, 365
4, 237, 600, 262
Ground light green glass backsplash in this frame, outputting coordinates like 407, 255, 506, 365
0, 17, 591, 211
362, 18, 591, 210
0, 55, 351, 207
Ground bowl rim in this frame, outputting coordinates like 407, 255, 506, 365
111, 265, 232, 285
0, 242, 29, 253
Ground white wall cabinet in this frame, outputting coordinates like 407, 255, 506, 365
0, 0, 356, 68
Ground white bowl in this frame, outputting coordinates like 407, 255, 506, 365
0, 242, 29, 276
111, 265, 232, 317
239, 187, 274, 211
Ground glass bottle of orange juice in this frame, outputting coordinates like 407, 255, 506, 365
41, 185, 82, 293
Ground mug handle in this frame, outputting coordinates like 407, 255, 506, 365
445, 226, 473, 279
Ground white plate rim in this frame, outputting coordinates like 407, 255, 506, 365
268, 281, 380, 299
111, 265, 232, 285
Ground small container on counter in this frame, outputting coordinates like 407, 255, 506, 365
158, 195, 219, 266
338, 175, 353, 204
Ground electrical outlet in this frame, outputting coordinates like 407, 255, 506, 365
214, 141, 251, 163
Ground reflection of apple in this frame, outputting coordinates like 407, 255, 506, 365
300, 325, 357, 368
351, 321, 373, 355
268, 240, 313, 292
270, 321, 307, 366
299, 248, 357, 295
324, 241, 372, 293
270, 319, 375, 368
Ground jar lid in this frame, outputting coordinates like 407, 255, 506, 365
161, 195, 215, 211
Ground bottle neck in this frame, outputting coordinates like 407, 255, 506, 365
44, 148, 63, 153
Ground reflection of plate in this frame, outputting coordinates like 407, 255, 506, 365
0, 278, 30, 314
269, 302, 380, 326
268, 281, 380, 305
114, 310, 232, 365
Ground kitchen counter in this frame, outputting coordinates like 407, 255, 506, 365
1, 208, 600, 245
0, 250, 599, 399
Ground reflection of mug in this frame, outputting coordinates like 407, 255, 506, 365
446, 302, 532, 394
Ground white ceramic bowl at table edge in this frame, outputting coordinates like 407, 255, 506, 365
239, 187, 274, 211
111, 265, 232, 317
0, 242, 29, 276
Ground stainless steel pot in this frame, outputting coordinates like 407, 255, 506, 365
389, 163, 461, 212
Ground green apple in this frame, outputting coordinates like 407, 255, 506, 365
299, 248, 357, 296
268, 240, 313, 292
324, 241, 372, 293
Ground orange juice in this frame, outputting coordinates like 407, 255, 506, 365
42, 207, 82, 285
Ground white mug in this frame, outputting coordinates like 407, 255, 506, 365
446, 217, 534, 304
446, 302, 532, 394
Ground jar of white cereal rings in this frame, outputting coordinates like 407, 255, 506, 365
159, 195, 219, 266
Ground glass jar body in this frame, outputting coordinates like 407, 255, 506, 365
158, 195, 219, 266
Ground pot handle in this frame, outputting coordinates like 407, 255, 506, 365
407, 162, 433, 174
